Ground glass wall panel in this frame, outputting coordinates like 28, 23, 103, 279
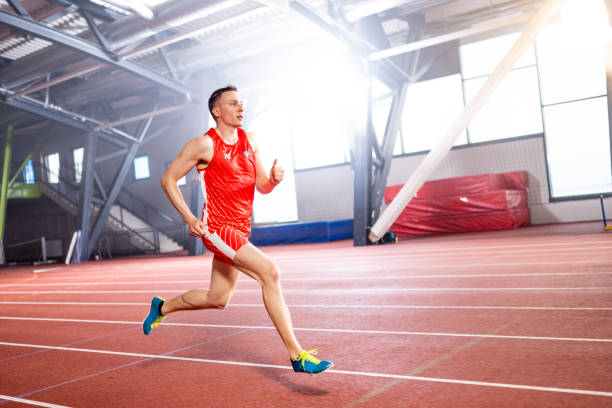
464, 67, 543, 142
133, 155, 150, 180
402, 74, 467, 152
73, 147, 84, 183
543, 97, 612, 197
250, 91, 298, 223
44, 153, 59, 184
536, 22, 607, 105
23, 159, 35, 184
460, 31, 536, 79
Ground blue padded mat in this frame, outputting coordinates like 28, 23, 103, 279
250, 219, 353, 245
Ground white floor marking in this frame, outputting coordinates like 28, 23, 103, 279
1, 287, 611, 294
0, 395, 70, 408
32, 267, 62, 274
1, 301, 611, 310
0, 342, 611, 397
3, 271, 612, 287
2, 316, 611, 343
13, 260, 610, 282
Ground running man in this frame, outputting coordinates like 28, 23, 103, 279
142, 85, 333, 375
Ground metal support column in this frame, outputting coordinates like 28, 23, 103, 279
605, 40, 612, 174
370, 80, 410, 222
0, 125, 13, 241
77, 131, 97, 261
352, 78, 372, 246
188, 177, 204, 256
86, 113, 154, 257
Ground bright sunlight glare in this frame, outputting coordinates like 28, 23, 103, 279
560, 0, 611, 43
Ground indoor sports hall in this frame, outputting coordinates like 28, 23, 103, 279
0, 0, 611, 407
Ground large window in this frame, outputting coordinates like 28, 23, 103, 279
44, 153, 59, 184
249, 90, 298, 224
22, 159, 35, 184
537, 22, 607, 105
460, 31, 543, 142
402, 74, 467, 152
73, 147, 83, 183
133, 155, 150, 180
463, 67, 543, 142
460, 31, 536, 78
543, 98, 611, 196
537, 19, 611, 197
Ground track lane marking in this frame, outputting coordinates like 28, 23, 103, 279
1, 301, 611, 310
1, 316, 611, 343
1, 341, 611, 397
0, 395, 70, 408
3, 271, 612, 287
1, 287, 611, 294
11, 260, 609, 282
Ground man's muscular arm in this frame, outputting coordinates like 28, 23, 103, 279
161, 136, 213, 237
247, 131, 284, 194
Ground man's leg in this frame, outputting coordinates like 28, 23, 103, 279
162, 259, 239, 314
233, 243, 302, 359
143, 259, 239, 335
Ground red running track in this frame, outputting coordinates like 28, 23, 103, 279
0, 221, 611, 407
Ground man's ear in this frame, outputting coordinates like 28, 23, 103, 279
212, 107, 220, 118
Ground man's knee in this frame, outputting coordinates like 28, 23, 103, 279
260, 259, 280, 285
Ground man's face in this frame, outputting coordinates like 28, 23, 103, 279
213, 90, 244, 127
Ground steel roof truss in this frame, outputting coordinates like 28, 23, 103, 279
0, 10, 200, 102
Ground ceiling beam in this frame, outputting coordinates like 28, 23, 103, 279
7, 0, 31, 19
0, 10, 201, 102
370, 12, 531, 61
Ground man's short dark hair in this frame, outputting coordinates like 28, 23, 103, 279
208, 85, 238, 121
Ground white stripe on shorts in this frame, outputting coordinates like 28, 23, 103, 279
208, 232, 237, 260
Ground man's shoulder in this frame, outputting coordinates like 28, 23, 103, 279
243, 130, 257, 150
191, 134, 214, 148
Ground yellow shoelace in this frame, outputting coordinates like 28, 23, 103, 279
296, 348, 321, 370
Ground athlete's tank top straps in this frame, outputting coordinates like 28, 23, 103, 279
198, 128, 256, 235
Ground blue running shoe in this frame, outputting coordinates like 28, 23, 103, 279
291, 349, 333, 375
143, 296, 165, 335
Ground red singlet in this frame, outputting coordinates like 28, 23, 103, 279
197, 128, 256, 265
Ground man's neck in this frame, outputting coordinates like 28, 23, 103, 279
215, 124, 238, 144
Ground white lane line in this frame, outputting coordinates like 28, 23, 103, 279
14, 244, 612, 276
0, 301, 152, 305
2, 316, 611, 343
1, 341, 611, 397
276, 246, 612, 260
4, 271, 612, 287
0, 394, 70, 408
268, 242, 612, 259
1, 287, 611, 294
18, 260, 611, 281
32, 267, 63, 274
1, 302, 611, 311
